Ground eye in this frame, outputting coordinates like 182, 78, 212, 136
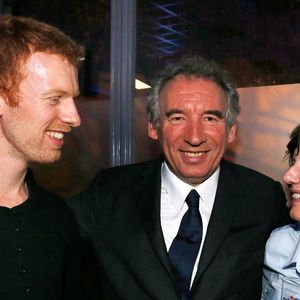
49, 96, 62, 105
169, 115, 185, 124
203, 115, 219, 123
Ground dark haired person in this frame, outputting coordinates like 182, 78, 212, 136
262, 124, 300, 299
0, 15, 84, 300
71, 56, 288, 299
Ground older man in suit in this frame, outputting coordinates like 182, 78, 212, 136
70, 56, 288, 299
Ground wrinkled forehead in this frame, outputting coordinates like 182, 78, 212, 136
159, 75, 227, 107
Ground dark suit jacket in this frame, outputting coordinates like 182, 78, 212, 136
70, 159, 289, 300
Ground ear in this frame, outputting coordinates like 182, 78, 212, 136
147, 121, 159, 140
227, 124, 236, 143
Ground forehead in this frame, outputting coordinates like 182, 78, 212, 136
158, 75, 226, 108
22, 52, 77, 86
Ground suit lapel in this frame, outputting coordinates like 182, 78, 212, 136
134, 159, 242, 291
134, 160, 176, 281
193, 160, 241, 284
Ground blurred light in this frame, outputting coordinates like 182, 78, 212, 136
135, 79, 151, 89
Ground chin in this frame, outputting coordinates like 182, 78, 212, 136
45, 155, 61, 163
31, 151, 61, 164
290, 208, 300, 222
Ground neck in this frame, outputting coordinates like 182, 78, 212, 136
0, 153, 29, 208
0, 128, 32, 207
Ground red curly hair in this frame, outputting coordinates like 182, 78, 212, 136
0, 15, 84, 106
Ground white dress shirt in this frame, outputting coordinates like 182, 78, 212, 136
160, 162, 219, 286
262, 222, 300, 300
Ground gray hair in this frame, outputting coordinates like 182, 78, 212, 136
147, 55, 241, 128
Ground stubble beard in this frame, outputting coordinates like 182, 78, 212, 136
4, 127, 62, 164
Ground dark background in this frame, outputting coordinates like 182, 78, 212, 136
5, 0, 300, 92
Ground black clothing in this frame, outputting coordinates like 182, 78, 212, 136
69, 159, 289, 300
0, 171, 81, 300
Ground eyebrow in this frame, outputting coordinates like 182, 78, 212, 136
42, 89, 80, 98
165, 109, 184, 117
165, 109, 225, 119
205, 110, 225, 119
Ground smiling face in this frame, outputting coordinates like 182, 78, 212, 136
0, 52, 81, 164
283, 152, 300, 221
148, 75, 236, 185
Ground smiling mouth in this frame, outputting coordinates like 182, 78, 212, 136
292, 193, 300, 199
182, 151, 208, 157
46, 131, 64, 140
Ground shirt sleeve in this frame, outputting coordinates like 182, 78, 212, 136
261, 269, 282, 300
62, 207, 84, 300
67, 172, 102, 240
262, 224, 300, 300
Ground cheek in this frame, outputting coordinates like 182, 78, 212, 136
161, 126, 182, 143
36, 106, 58, 121
206, 129, 227, 145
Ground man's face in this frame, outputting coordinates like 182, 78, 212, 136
0, 52, 81, 164
283, 152, 300, 221
148, 75, 236, 185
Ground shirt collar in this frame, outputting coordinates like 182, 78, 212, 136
283, 222, 300, 273
161, 162, 220, 212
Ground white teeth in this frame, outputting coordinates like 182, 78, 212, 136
183, 152, 203, 157
292, 193, 300, 199
47, 131, 64, 140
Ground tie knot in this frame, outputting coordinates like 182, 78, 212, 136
186, 189, 200, 207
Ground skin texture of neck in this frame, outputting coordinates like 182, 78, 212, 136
0, 148, 28, 208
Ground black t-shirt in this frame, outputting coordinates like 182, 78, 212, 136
0, 170, 82, 300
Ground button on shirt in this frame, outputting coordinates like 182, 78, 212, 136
262, 222, 300, 299
0, 171, 82, 300
161, 162, 219, 285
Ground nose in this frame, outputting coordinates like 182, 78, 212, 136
283, 165, 300, 185
183, 120, 206, 146
60, 98, 81, 128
